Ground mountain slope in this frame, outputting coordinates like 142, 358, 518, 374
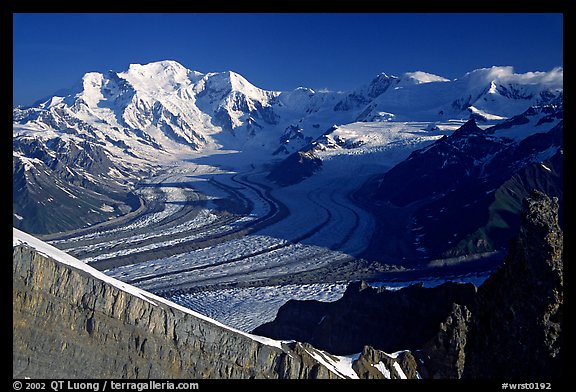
13, 136, 143, 234
360, 102, 562, 262
421, 191, 563, 379
461, 190, 563, 379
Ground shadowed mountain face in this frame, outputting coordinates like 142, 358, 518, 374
357, 105, 562, 263
253, 281, 477, 356
420, 190, 563, 379
460, 190, 563, 379
13, 136, 143, 234
266, 150, 323, 186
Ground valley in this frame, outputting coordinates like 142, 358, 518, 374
38, 121, 501, 332
13, 61, 563, 334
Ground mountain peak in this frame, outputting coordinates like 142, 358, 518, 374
79, 72, 106, 107
374, 72, 396, 79
118, 60, 202, 93
126, 60, 189, 75
196, 69, 276, 106
370, 72, 399, 85
366, 73, 399, 99
451, 118, 483, 137
223, 70, 257, 92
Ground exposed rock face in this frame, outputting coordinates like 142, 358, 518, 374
461, 190, 563, 379
253, 281, 476, 355
267, 150, 322, 186
13, 136, 143, 235
353, 346, 420, 379
418, 303, 472, 379
419, 190, 563, 379
13, 240, 347, 379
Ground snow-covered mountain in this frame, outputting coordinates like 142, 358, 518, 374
13, 60, 563, 234
14, 61, 562, 158
355, 66, 563, 122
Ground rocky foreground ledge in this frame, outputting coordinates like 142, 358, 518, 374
12, 229, 415, 379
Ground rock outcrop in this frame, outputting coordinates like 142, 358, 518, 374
266, 150, 322, 186
460, 190, 563, 379
419, 190, 563, 379
353, 346, 420, 379
253, 280, 476, 355
418, 303, 472, 379
12, 230, 362, 379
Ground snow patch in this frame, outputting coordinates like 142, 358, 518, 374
303, 347, 359, 379
393, 361, 408, 379
14, 153, 43, 172
100, 204, 115, 213
372, 361, 391, 379
468, 106, 507, 120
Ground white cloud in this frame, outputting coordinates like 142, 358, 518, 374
463, 66, 563, 89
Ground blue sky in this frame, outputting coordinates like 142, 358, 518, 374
13, 13, 563, 106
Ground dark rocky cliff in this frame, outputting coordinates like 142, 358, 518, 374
253, 281, 477, 355
421, 190, 563, 379
461, 190, 563, 378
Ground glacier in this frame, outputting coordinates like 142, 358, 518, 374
13, 60, 563, 332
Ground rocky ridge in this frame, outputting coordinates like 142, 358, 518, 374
460, 190, 563, 378
421, 190, 563, 379
253, 281, 477, 355
361, 103, 563, 261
